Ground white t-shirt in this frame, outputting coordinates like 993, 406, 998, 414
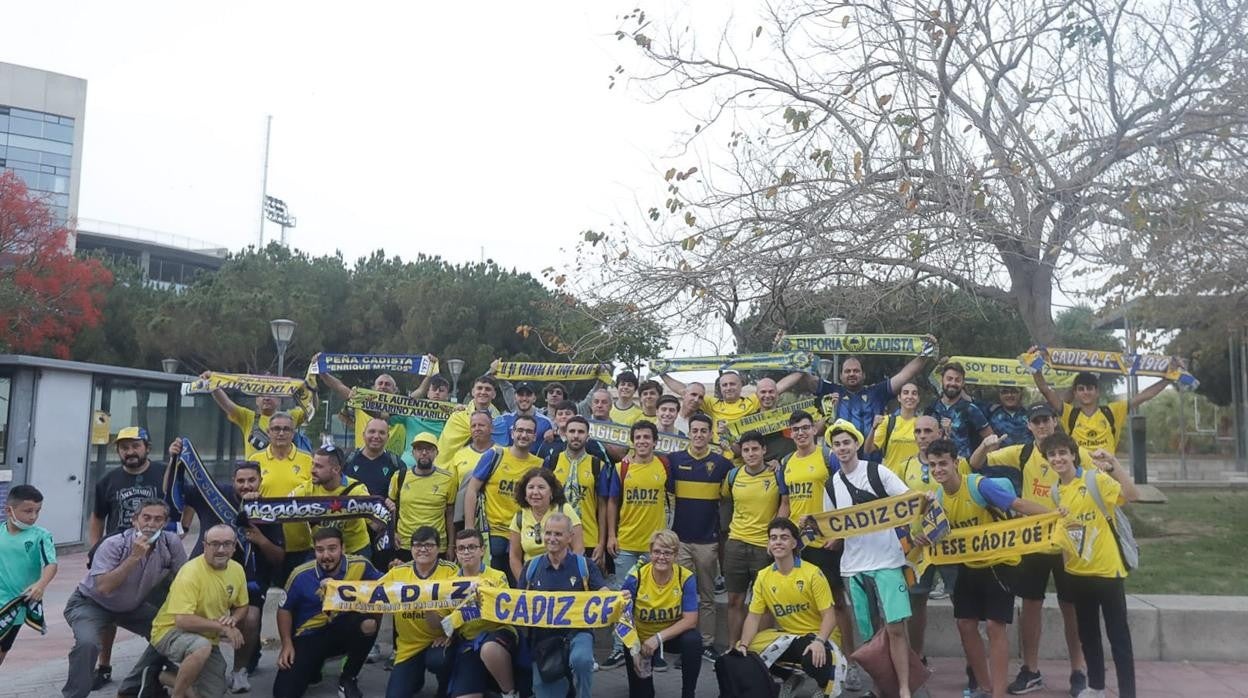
822, 460, 911, 576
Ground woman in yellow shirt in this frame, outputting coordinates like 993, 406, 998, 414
865, 381, 923, 474
1040, 432, 1139, 698
507, 468, 583, 581
621, 529, 701, 698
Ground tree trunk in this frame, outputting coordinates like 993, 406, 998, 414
1007, 260, 1058, 346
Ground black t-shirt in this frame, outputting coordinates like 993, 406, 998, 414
345, 450, 402, 497
184, 482, 284, 588
93, 461, 168, 536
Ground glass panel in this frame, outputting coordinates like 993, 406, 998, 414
43, 122, 74, 143
5, 146, 39, 164
6, 134, 72, 156
98, 385, 170, 470
7, 116, 44, 138
0, 376, 10, 464
42, 152, 71, 168
9, 108, 45, 120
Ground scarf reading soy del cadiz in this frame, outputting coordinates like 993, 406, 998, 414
799, 491, 928, 541
774, 333, 938, 357
931, 355, 1076, 389
587, 419, 690, 455
726, 397, 819, 439
184, 372, 316, 417
308, 353, 435, 376
494, 362, 615, 384
649, 351, 815, 374
1020, 347, 1198, 390
924, 511, 1072, 566
322, 579, 475, 613
243, 494, 394, 549
346, 388, 462, 421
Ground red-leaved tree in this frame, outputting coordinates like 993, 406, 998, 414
0, 171, 112, 358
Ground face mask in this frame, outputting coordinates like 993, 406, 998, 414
145, 530, 162, 544
9, 517, 32, 531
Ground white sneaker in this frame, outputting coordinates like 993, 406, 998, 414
229, 670, 251, 694
366, 643, 382, 663
844, 663, 865, 692
1076, 690, 1105, 698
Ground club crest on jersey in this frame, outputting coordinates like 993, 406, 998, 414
795, 580, 805, 592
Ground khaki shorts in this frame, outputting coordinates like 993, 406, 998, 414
154, 628, 227, 698
723, 538, 772, 594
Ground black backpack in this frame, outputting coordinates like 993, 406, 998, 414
1067, 405, 1117, 442
715, 651, 780, 698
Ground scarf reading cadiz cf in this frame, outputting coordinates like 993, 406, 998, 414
1020, 347, 1197, 389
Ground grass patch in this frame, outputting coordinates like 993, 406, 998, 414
1125, 489, 1248, 595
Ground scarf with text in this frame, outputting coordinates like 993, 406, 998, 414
1021, 347, 1198, 389
494, 362, 615, 384
439, 584, 639, 649
923, 512, 1072, 566
726, 397, 819, 440
346, 388, 462, 421
0, 594, 45, 638
774, 333, 937, 357
164, 437, 257, 582
184, 373, 316, 417
322, 579, 475, 613
587, 419, 690, 455
649, 351, 815, 375
799, 491, 928, 542
243, 494, 394, 550
931, 355, 1076, 388
309, 353, 435, 376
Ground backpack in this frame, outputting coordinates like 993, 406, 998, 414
715, 650, 780, 698
524, 552, 590, 591
459, 446, 504, 527
826, 461, 888, 508
1051, 470, 1139, 570
1067, 405, 1117, 442
880, 414, 899, 456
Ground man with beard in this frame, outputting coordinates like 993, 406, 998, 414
464, 415, 545, 581
673, 382, 705, 436
166, 451, 285, 693
274, 527, 382, 698
200, 372, 309, 459
544, 415, 619, 571
286, 445, 372, 558
87, 427, 173, 691
317, 365, 410, 456
387, 433, 456, 562
148, 524, 248, 698
347, 418, 405, 499
380, 526, 462, 698
986, 386, 1031, 446
492, 381, 555, 453
538, 401, 612, 465
436, 375, 501, 468
63, 500, 186, 698
798, 339, 936, 455
926, 362, 993, 460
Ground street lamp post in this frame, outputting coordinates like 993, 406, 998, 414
447, 359, 466, 403
160, 358, 180, 374
270, 319, 297, 376
823, 316, 849, 385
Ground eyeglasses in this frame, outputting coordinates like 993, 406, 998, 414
790, 424, 814, 433
649, 549, 676, 558
411, 541, 437, 550
269, 425, 294, 433
205, 540, 236, 549
455, 544, 482, 553
512, 427, 536, 435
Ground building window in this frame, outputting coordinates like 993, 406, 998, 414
0, 376, 10, 465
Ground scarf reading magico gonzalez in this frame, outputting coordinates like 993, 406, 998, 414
347, 387, 462, 421
1021, 347, 1199, 390
494, 362, 615, 384
649, 351, 815, 374
587, 419, 690, 455
775, 334, 938, 357
183, 372, 316, 417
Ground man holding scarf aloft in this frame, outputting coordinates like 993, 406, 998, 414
200, 371, 308, 459
920, 439, 1050, 698
620, 529, 701, 698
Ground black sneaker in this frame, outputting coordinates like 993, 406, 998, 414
338, 677, 363, 698
93, 665, 113, 690
701, 646, 719, 663
652, 655, 669, 672
1069, 670, 1088, 697
713, 575, 727, 595
1008, 667, 1044, 694
600, 649, 626, 669
135, 664, 165, 698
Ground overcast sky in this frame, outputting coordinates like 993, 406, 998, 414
4, 3, 714, 292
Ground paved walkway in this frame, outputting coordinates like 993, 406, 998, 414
4, 549, 1246, 697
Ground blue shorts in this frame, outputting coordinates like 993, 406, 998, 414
448, 630, 517, 697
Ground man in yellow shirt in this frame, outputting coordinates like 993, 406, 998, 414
252, 412, 315, 578
286, 445, 372, 558
463, 414, 544, 582
380, 526, 461, 698
971, 403, 1091, 695
609, 371, 643, 425
544, 416, 616, 571
1031, 356, 1172, 451
446, 528, 519, 698
448, 410, 501, 530
721, 430, 789, 651
437, 375, 501, 468
733, 518, 842, 693
149, 524, 248, 698
601, 420, 668, 669
1041, 432, 1140, 698
201, 371, 308, 459
386, 432, 456, 563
